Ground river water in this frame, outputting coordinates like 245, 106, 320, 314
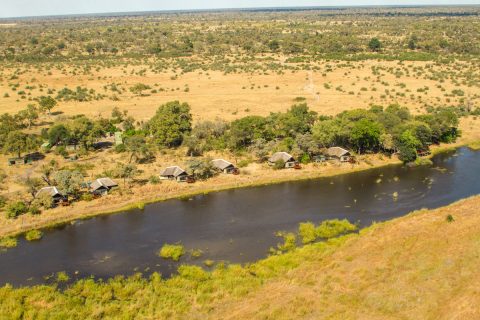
1, 147, 479, 286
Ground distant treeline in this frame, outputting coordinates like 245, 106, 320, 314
1, 6, 479, 63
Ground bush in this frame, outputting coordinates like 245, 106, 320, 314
115, 143, 126, 153
6, 201, 28, 219
158, 243, 185, 261
300, 153, 311, 164
33, 192, 53, 209
273, 159, 286, 170
149, 175, 161, 185
56, 271, 70, 282
398, 144, 417, 163
80, 193, 94, 202
25, 230, 43, 241
237, 159, 251, 168
29, 205, 41, 215
0, 237, 18, 248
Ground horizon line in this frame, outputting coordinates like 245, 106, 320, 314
1, 3, 479, 20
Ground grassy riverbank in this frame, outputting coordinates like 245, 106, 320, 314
1, 134, 479, 240
1, 195, 479, 319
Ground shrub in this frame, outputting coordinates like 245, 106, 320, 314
56, 271, 70, 282
0, 237, 18, 248
6, 201, 28, 219
28, 205, 41, 215
446, 214, 455, 223
25, 230, 43, 241
149, 175, 161, 185
80, 193, 94, 202
300, 153, 310, 164
273, 159, 286, 170
158, 243, 185, 261
115, 143, 126, 153
237, 159, 251, 168
398, 144, 417, 163
33, 192, 53, 209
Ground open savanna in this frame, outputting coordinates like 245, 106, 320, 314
0, 58, 478, 121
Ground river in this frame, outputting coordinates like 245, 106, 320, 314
1, 147, 479, 286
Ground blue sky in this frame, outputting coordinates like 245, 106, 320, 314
1, 0, 479, 18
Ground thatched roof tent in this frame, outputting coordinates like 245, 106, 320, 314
268, 152, 295, 163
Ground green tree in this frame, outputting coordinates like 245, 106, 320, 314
228, 116, 271, 150
269, 103, 317, 138
148, 101, 192, 147
186, 158, 216, 180
18, 104, 39, 128
21, 177, 44, 199
124, 135, 151, 163
111, 107, 124, 123
3, 131, 39, 158
350, 118, 383, 153
39, 160, 59, 185
38, 96, 57, 115
113, 162, 138, 187
312, 119, 341, 147
53, 170, 84, 198
368, 38, 382, 52
48, 124, 70, 146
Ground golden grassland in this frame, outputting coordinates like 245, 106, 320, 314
1, 58, 478, 121
202, 195, 480, 320
0, 116, 479, 238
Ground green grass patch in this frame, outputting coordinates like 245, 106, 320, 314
0, 237, 18, 248
25, 230, 43, 241
158, 243, 185, 261
299, 219, 357, 244
56, 271, 70, 282
468, 140, 480, 151
414, 157, 433, 166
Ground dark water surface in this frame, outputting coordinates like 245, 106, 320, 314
1, 147, 479, 286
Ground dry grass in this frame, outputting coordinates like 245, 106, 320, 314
1, 59, 477, 122
203, 195, 480, 320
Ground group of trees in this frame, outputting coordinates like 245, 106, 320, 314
0, 96, 58, 159
2, 7, 479, 62
2, 99, 459, 166
1, 99, 460, 218
178, 103, 459, 164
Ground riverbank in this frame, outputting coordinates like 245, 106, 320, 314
1, 136, 479, 240
0, 153, 400, 238
1, 195, 479, 318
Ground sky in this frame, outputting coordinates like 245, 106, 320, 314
1, 0, 479, 18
